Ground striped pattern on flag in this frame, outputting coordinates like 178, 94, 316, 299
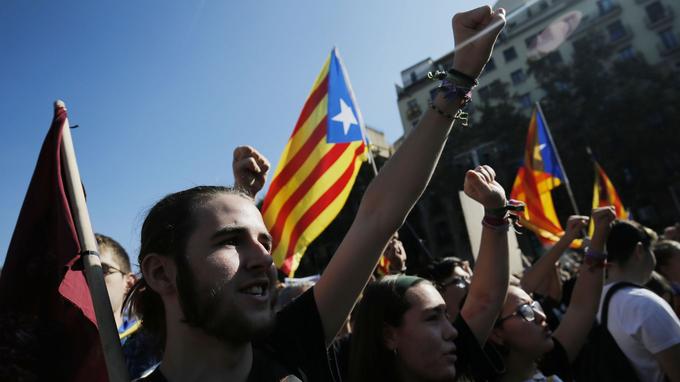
588, 161, 627, 235
262, 53, 367, 276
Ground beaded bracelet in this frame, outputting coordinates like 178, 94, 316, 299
429, 102, 469, 127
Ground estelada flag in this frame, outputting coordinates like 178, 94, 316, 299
0, 104, 107, 382
510, 106, 565, 243
588, 160, 627, 235
262, 48, 367, 276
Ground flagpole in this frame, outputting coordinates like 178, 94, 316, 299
535, 101, 580, 216
57, 100, 130, 382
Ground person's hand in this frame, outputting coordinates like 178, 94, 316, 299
383, 235, 407, 274
464, 165, 506, 210
451, 5, 506, 79
233, 145, 270, 197
564, 215, 588, 240
591, 206, 616, 233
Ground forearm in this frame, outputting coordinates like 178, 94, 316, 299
462, 225, 509, 344
358, 93, 460, 237
520, 234, 572, 294
315, 93, 464, 344
554, 229, 606, 360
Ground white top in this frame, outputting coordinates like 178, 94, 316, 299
598, 283, 680, 382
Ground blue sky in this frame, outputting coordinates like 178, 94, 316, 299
1, 0, 489, 267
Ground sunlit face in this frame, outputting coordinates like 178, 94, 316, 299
100, 248, 132, 320
439, 263, 472, 319
660, 247, 680, 282
392, 283, 458, 382
493, 286, 553, 358
179, 193, 277, 344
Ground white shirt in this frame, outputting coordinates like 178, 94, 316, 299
598, 283, 680, 382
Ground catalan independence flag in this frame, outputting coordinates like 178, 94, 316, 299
262, 48, 367, 276
588, 160, 627, 235
510, 106, 565, 243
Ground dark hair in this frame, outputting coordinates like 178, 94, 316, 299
95, 233, 131, 273
606, 220, 657, 265
644, 271, 674, 305
123, 185, 252, 352
348, 275, 428, 382
419, 256, 465, 286
653, 240, 680, 274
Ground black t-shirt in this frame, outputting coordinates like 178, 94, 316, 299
453, 315, 505, 381
140, 288, 332, 382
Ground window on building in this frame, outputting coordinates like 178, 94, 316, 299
618, 46, 636, 61
539, 1, 548, 11
483, 57, 496, 74
525, 34, 538, 49
598, 0, 615, 15
410, 71, 417, 84
660, 29, 679, 49
607, 20, 626, 42
478, 86, 490, 102
511, 69, 526, 85
646, 2, 665, 23
503, 47, 518, 62
519, 93, 532, 109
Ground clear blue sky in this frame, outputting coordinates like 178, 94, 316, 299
1, 0, 489, 267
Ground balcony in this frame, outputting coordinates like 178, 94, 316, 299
645, 7, 674, 30
658, 35, 680, 57
609, 25, 634, 46
598, 3, 622, 21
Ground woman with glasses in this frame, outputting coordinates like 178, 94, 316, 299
488, 207, 616, 382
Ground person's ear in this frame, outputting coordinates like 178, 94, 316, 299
141, 254, 177, 295
123, 272, 137, 294
634, 242, 646, 262
383, 324, 399, 352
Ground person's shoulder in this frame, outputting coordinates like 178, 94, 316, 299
613, 286, 670, 311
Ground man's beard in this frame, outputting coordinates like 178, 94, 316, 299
174, 255, 276, 344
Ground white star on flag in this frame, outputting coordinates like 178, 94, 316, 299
331, 98, 358, 135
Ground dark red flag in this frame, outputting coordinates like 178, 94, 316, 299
0, 104, 107, 382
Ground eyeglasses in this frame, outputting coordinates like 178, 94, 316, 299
101, 262, 125, 276
497, 300, 544, 325
437, 275, 470, 291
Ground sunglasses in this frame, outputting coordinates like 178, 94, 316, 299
101, 262, 125, 276
497, 300, 544, 325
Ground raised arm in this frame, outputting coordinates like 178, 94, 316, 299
314, 5, 507, 345
459, 166, 509, 344
520, 216, 587, 295
553, 206, 615, 361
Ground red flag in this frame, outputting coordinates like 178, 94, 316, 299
0, 105, 107, 382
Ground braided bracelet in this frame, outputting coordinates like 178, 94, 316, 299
429, 102, 469, 127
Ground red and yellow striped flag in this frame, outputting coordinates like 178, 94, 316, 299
262, 48, 367, 276
588, 161, 627, 235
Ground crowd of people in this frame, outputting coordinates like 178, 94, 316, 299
5, 4, 680, 382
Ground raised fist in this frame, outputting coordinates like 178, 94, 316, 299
233, 145, 270, 197
451, 5, 506, 79
463, 165, 506, 210
591, 206, 616, 232
564, 215, 588, 239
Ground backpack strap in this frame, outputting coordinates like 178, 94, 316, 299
602, 282, 641, 329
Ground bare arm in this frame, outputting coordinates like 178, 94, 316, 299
460, 166, 509, 344
655, 344, 680, 382
520, 216, 587, 294
314, 6, 507, 345
553, 207, 615, 361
